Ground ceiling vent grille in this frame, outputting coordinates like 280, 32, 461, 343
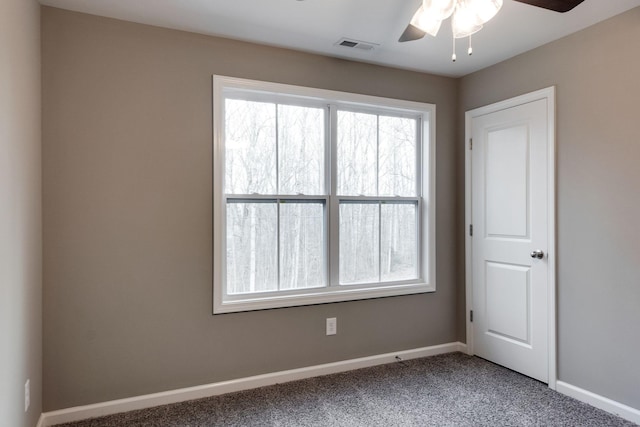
335, 38, 378, 52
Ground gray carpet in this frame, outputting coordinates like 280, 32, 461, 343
56, 352, 636, 426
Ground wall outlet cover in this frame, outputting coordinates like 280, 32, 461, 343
326, 317, 337, 335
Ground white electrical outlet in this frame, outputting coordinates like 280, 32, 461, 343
326, 317, 337, 335
24, 379, 30, 412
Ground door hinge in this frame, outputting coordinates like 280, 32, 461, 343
469, 138, 473, 150
470, 310, 474, 322
469, 224, 473, 236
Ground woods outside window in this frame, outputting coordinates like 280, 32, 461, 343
213, 76, 436, 313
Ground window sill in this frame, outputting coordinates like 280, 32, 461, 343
213, 282, 435, 314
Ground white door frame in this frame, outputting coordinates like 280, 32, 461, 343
464, 86, 557, 390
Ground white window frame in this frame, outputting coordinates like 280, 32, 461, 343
213, 75, 436, 314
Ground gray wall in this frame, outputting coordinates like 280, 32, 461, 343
0, 0, 42, 426
41, 7, 460, 411
459, 7, 640, 410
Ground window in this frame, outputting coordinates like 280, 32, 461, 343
213, 76, 435, 313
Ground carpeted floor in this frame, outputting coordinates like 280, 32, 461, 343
56, 352, 636, 426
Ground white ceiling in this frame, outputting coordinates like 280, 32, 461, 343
39, 0, 640, 77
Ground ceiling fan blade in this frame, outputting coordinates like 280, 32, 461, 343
399, 24, 426, 42
513, 0, 585, 13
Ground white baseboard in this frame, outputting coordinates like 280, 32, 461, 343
556, 381, 640, 425
35, 413, 45, 427
39, 342, 466, 426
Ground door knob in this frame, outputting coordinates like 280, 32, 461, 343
530, 250, 544, 259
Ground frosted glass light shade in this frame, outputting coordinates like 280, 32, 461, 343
422, 0, 456, 22
411, 5, 443, 36
467, 0, 503, 24
452, 0, 483, 38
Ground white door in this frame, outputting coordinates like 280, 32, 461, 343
466, 88, 555, 384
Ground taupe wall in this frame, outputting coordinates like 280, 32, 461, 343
42, 4, 640, 415
41, 7, 460, 411
459, 7, 640, 409
0, 0, 42, 426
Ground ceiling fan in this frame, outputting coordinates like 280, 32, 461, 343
399, 0, 586, 44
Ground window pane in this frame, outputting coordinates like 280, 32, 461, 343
339, 203, 379, 284
280, 202, 325, 290
225, 99, 276, 194
226, 202, 278, 294
381, 203, 418, 282
337, 111, 377, 196
278, 105, 325, 195
379, 116, 417, 196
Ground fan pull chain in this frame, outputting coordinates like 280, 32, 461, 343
468, 34, 473, 55
452, 36, 457, 62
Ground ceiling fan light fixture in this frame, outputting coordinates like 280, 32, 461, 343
421, 0, 456, 22
466, 0, 503, 24
411, 5, 443, 36
400, 0, 585, 62
452, 0, 484, 39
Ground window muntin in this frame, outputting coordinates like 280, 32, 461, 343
337, 111, 417, 197
338, 201, 418, 285
214, 76, 435, 313
225, 199, 326, 296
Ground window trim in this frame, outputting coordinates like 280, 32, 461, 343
213, 75, 436, 314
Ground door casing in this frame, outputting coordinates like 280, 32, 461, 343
464, 86, 557, 390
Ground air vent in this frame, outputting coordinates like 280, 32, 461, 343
335, 38, 379, 52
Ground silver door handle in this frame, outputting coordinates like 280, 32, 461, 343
530, 250, 544, 259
